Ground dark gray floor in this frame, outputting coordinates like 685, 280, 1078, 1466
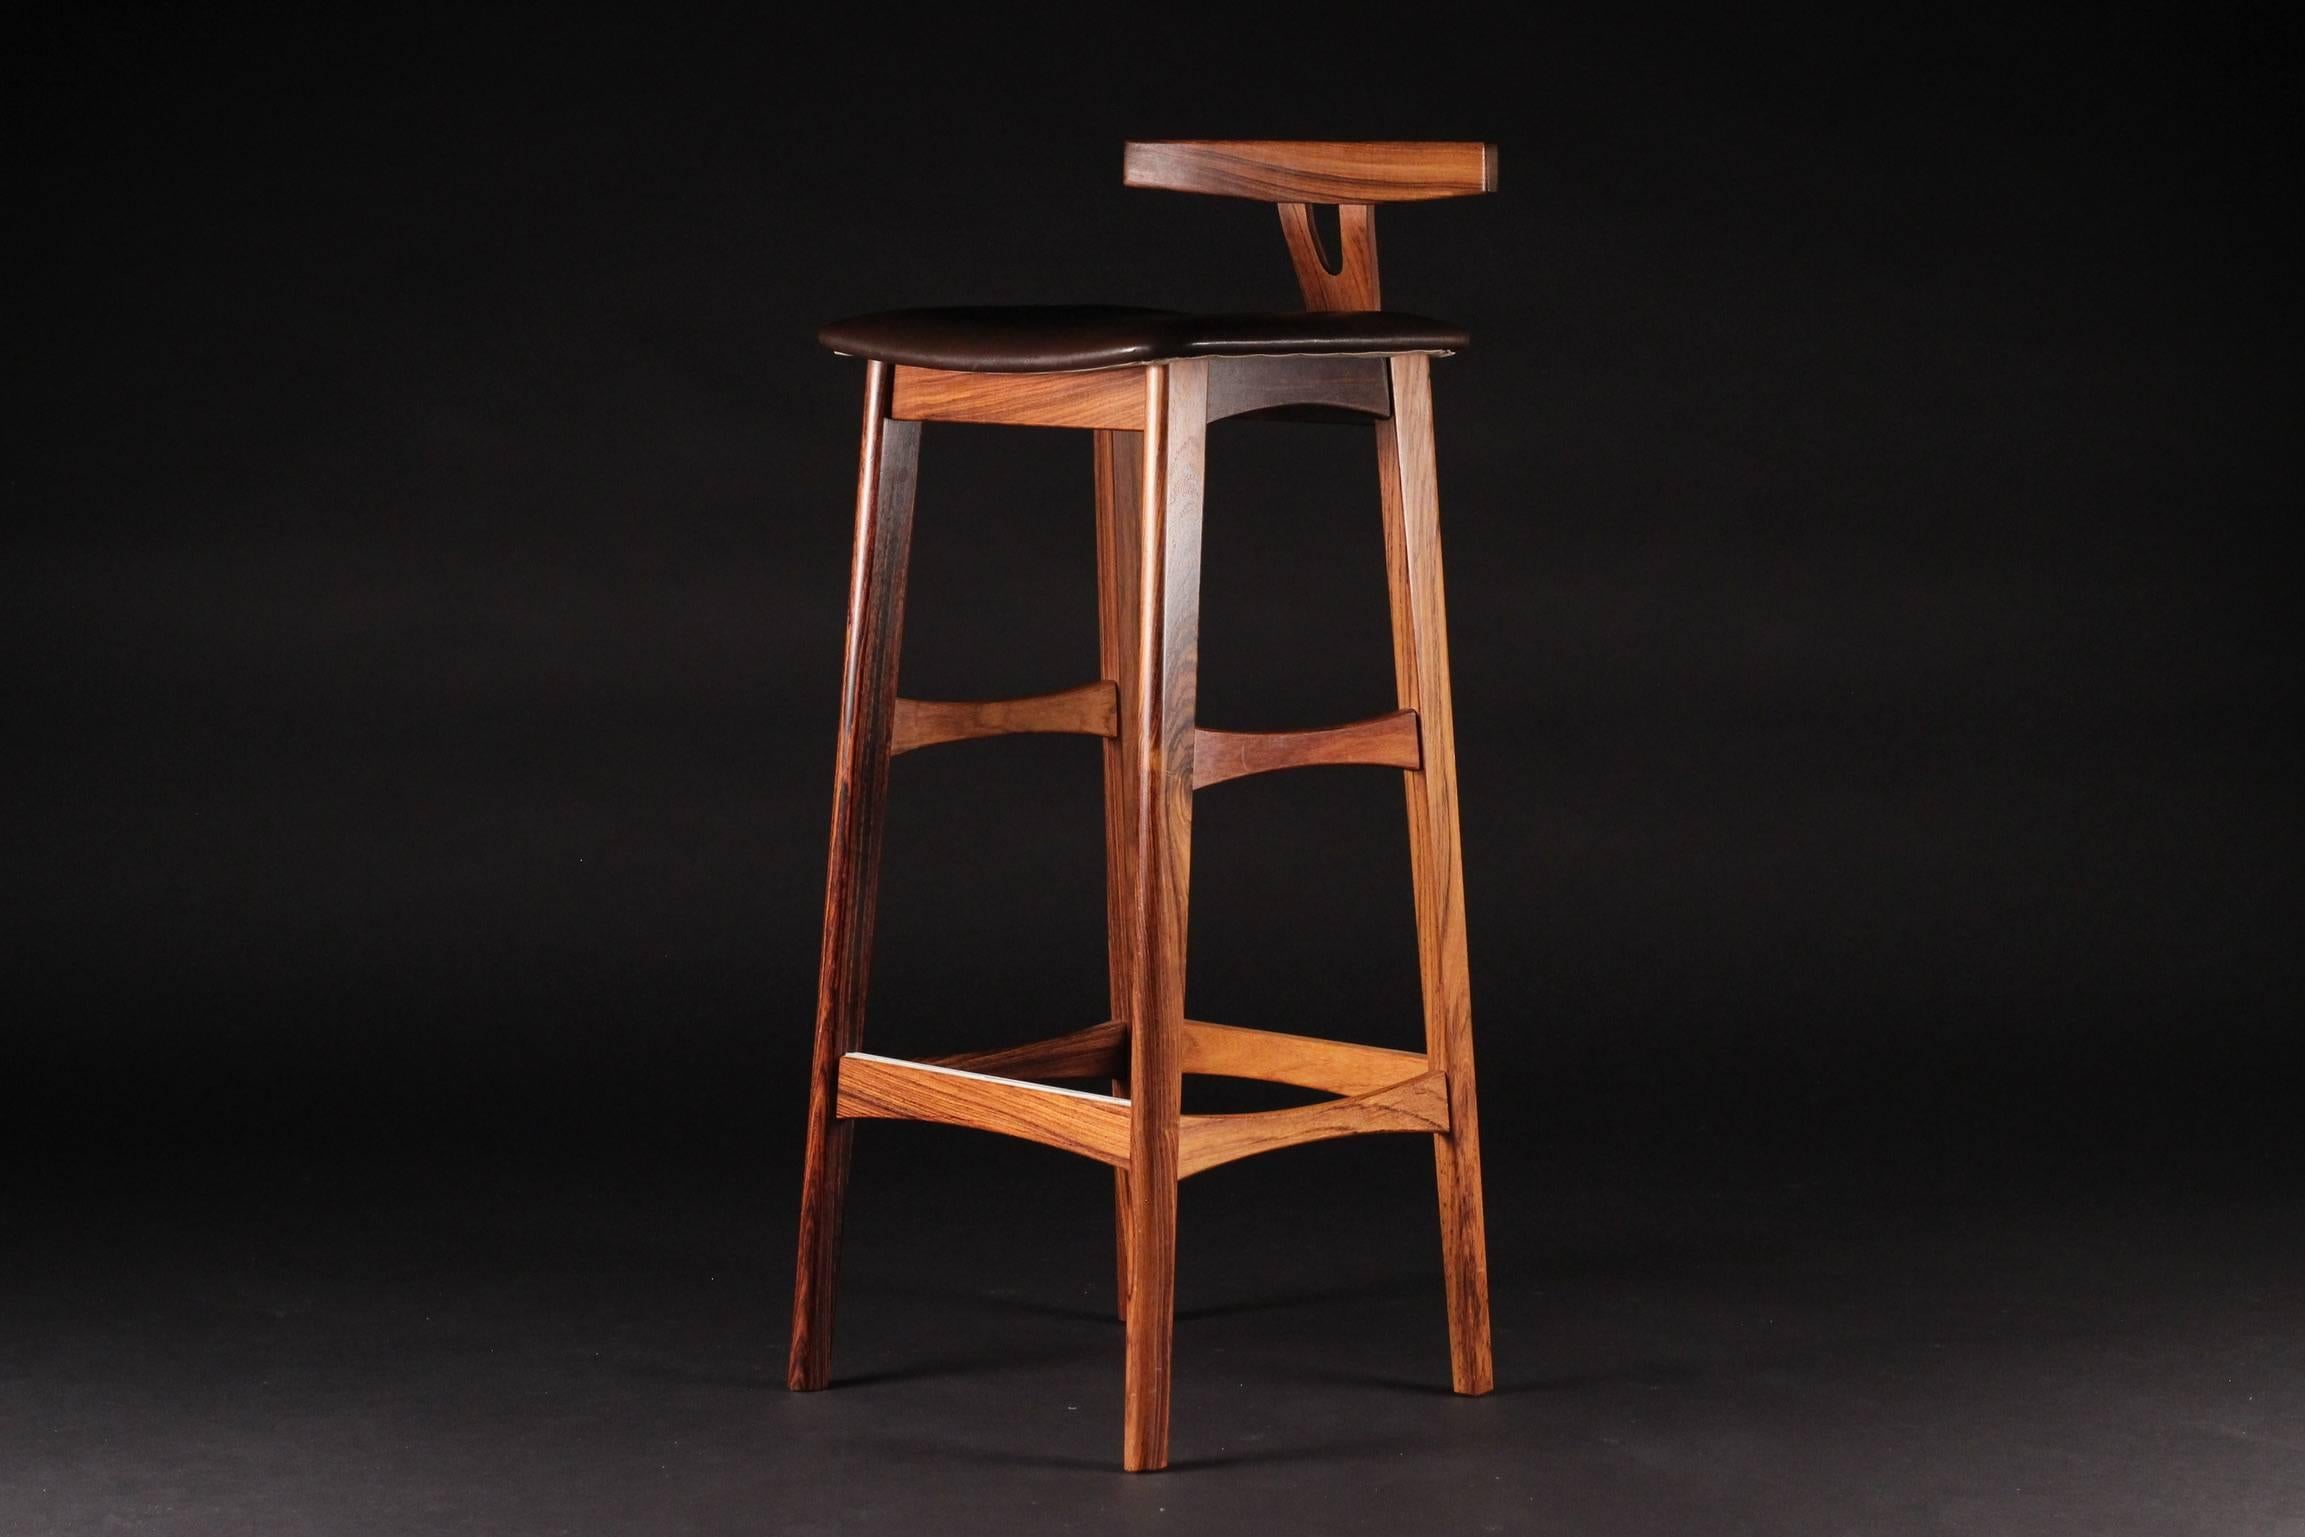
5, 1132, 2300, 1536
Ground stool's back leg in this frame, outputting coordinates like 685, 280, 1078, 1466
789, 361, 921, 1391
1376, 352, 1496, 1397
1094, 427, 1145, 1324
1121, 362, 1206, 1471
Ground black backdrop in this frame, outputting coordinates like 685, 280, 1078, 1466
10, 9, 2297, 1252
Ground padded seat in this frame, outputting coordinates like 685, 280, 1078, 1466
818, 304, 1469, 373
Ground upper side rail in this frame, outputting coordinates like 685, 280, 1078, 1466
1123, 140, 1497, 203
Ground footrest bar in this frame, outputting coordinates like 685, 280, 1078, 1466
1178, 1070, 1451, 1178
835, 1052, 1130, 1165
1180, 1020, 1428, 1096
838, 1044, 1447, 1178
926, 1019, 1428, 1096
929, 1020, 1129, 1080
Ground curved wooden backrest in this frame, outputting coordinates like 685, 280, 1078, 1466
1121, 140, 1497, 313
1122, 141, 1498, 203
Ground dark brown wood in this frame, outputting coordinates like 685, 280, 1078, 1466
1178, 1070, 1450, 1178
889, 681, 1117, 755
927, 1020, 1128, 1080
836, 1052, 1131, 1165
1377, 351, 1494, 1397
1121, 360, 1205, 1472
1123, 140, 1497, 203
789, 362, 920, 1392
1191, 708, 1421, 789
1204, 354, 1393, 423
891, 363, 1144, 428
1095, 427, 1144, 1326
1278, 201, 1382, 311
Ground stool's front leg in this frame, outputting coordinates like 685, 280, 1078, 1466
1094, 426, 1145, 1325
1120, 361, 1206, 1472
1377, 352, 1495, 1396
789, 361, 921, 1391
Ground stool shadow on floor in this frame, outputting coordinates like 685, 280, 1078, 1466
847, 1277, 1117, 1325
834, 1344, 1094, 1391
858, 1431, 1414, 1474
1176, 1274, 1431, 1324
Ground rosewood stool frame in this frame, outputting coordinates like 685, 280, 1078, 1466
789, 141, 1495, 1473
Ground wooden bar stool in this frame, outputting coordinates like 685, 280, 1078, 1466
789, 140, 1497, 1472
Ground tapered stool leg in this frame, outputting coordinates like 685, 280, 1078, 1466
1376, 353, 1495, 1396
1094, 427, 1145, 1324
1120, 362, 1206, 1471
789, 361, 921, 1390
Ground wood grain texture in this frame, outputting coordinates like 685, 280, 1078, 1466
1123, 140, 1497, 203
1178, 1071, 1451, 1178
789, 362, 919, 1392
1121, 361, 1206, 1472
1205, 354, 1392, 423
1180, 1020, 1429, 1097
891, 364, 1145, 428
1095, 427, 1145, 1326
1192, 708, 1421, 789
889, 681, 1117, 755
835, 1053, 1130, 1166
1377, 351, 1494, 1396
1278, 201, 1382, 311
927, 1020, 1128, 1081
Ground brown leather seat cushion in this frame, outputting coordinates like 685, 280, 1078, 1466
818, 305, 1469, 373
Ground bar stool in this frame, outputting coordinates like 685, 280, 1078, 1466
789, 140, 1497, 1472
